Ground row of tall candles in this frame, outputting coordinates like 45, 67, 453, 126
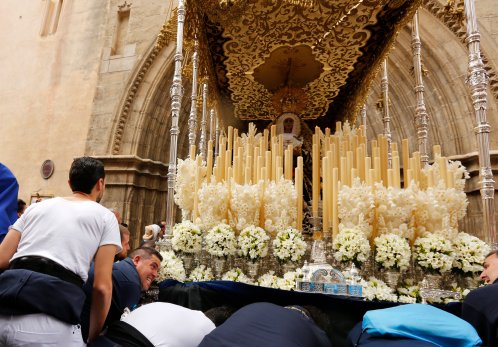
189, 124, 304, 229
187, 121, 458, 237
314, 122, 458, 236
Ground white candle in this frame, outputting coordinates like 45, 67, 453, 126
296, 157, 304, 231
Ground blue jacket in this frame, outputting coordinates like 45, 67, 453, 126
199, 302, 332, 347
462, 279, 498, 346
347, 321, 438, 347
81, 258, 142, 342
0, 163, 18, 240
0, 269, 85, 324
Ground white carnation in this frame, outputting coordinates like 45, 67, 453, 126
272, 227, 307, 263
171, 221, 202, 254
374, 233, 411, 271
238, 226, 270, 261
188, 265, 214, 282
452, 232, 490, 274
333, 228, 371, 265
157, 250, 186, 282
205, 223, 237, 257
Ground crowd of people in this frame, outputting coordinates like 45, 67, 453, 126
0, 157, 497, 346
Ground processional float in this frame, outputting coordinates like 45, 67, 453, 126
156, 0, 495, 302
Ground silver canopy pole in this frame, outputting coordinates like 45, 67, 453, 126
165, 0, 186, 238
411, 11, 430, 167
381, 59, 392, 168
464, 0, 496, 246
188, 40, 199, 157
198, 83, 208, 159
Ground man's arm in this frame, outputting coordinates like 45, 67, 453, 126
87, 244, 117, 343
0, 229, 21, 269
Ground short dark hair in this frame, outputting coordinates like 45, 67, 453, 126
17, 199, 26, 214
69, 157, 105, 194
141, 240, 156, 248
129, 246, 163, 262
204, 306, 236, 326
300, 305, 330, 333
485, 250, 498, 259
119, 224, 130, 240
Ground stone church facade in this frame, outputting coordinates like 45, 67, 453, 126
1, 0, 497, 246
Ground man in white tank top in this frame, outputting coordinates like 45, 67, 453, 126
0, 157, 122, 346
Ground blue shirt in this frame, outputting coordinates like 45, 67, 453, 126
199, 302, 331, 347
0, 163, 18, 240
81, 258, 142, 342
462, 279, 498, 346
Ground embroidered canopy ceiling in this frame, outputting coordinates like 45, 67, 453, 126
196, 0, 422, 125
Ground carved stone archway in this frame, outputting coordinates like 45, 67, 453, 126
94, 37, 193, 247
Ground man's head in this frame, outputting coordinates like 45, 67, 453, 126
69, 157, 106, 202
143, 224, 161, 241
109, 207, 122, 224
285, 305, 331, 333
156, 220, 166, 239
129, 247, 163, 291
115, 224, 131, 261
480, 250, 498, 284
204, 306, 236, 326
17, 199, 27, 217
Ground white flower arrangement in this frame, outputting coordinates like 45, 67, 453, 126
412, 187, 448, 236
414, 234, 454, 274
171, 221, 202, 254
447, 159, 470, 191
338, 213, 372, 237
397, 295, 417, 304
174, 158, 207, 219
174, 158, 198, 214
272, 227, 307, 263
188, 265, 214, 282
360, 277, 398, 302
239, 123, 262, 159
230, 182, 261, 232
434, 188, 468, 230
222, 267, 253, 284
396, 279, 420, 303
374, 233, 411, 271
257, 270, 280, 289
157, 250, 186, 282
413, 161, 469, 237
205, 223, 237, 258
332, 228, 371, 266
196, 181, 229, 231
263, 179, 297, 235
276, 270, 302, 291
374, 185, 416, 239
452, 232, 490, 274
338, 178, 375, 237
238, 225, 270, 261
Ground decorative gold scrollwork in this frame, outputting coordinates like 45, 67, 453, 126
207, 0, 385, 120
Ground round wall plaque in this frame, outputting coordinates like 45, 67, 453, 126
41, 160, 54, 179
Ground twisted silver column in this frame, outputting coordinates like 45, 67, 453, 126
165, 0, 186, 236
411, 11, 430, 167
464, 0, 496, 245
381, 60, 392, 168
360, 104, 367, 137
198, 83, 208, 159
188, 40, 199, 157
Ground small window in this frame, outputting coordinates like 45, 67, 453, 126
41, 0, 63, 36
111, 3, 131, 56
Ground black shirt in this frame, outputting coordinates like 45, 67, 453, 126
199, 302, 332, 347
462, 279, 498, 346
